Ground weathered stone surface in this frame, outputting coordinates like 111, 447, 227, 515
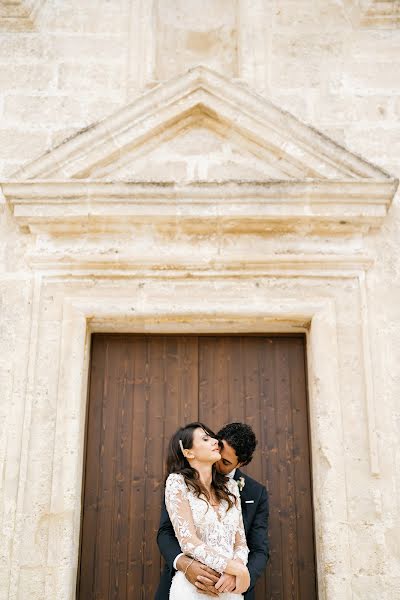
156, 0, 238, 79
0, 2, 400, 599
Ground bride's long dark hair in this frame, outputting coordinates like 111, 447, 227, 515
166, 422, 236, 510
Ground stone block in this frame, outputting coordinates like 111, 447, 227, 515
268, 91, 312, 120
49, 34, 126, 63
345, 126, 400, 159
17, 567, 45, 600
43, 566, 76, 600
273, 0, 351, 29
314, 93, 394, 124
0, 34, 51, 62
41, 0, 130, 34
349, 31, 400, 61
348, 523, 386, 575
271, 33, 344, 88
384, 524, 400, 572
57, 63, 124, 92
351, 575, 395, 600
393, 95, 400, 117
1, 161, 26, 177
3, 95, 87, 127
342, 62, 400, 92
0, 64, 56, 92
0, 129, 48, 160
156, 0, 238, 80
0, 568, 10, 600
82, 98, 124, 123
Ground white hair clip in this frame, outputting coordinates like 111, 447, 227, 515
179, 439, 185, 455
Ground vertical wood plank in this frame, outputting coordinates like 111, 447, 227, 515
290, 339, 318, 600
128, 336, 147, 599
94, 338, 119, 599
259, 338, 283, 600
77, 336, 106, 599
109, 339, 131, 600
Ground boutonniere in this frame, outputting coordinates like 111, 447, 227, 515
237, 476, 245, 492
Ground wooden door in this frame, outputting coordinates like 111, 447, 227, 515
77, 334, 317, 600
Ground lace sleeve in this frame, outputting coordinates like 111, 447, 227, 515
229, 479, 249, 565
165, 473, 229, 573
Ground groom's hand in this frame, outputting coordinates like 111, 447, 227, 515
176, 556, 220, 596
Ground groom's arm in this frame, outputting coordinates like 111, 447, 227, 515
157, 496, 182, 571
246, 486, 269, 590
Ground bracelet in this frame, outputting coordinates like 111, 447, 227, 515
184, 557, 195, 576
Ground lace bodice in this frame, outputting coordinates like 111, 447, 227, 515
165, 473, 249, 574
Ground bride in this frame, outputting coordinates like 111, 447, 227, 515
164, 422, 250, 599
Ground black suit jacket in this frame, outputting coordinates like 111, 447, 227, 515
155, 469, 269, 600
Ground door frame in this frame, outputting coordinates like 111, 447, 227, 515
49, 292, 350, 599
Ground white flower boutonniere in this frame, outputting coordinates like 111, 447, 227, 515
237, 476, 245, 492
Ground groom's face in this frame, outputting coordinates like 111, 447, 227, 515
215, 439, 242, 475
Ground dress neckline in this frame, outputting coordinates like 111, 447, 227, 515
208, 497, 227, 522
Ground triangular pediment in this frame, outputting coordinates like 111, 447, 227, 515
100, 115, 297, 183
3, 67, 398, 236
11, 66, 394, 183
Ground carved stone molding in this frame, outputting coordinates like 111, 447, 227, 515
9, 282, 355, 599
0, 0, 45, 31
3, 179, 397, 235
25, 253, 374, 275
11, 67, 392, 182
361, 0, 400, 28
2, 67, 398, 237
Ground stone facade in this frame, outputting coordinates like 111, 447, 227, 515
1, 1, 400, 599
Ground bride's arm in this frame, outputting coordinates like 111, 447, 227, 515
233, 494, 249, 566
165, 473, 246, 576
230, 479, 250, 593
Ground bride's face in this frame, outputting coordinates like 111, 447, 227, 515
189, 428, 221, 464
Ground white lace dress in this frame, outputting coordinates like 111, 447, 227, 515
165, 473, 249, 599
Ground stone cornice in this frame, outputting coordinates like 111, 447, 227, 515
361, 0, 400, 28
0, 0, 45, 31
4, 67, 398, 238
2, 179, 398, 235
26, 253, 374, 276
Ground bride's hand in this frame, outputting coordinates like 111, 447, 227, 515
224, 559, 250, 593
233, 564, 250, 594
215, 573, 236, 593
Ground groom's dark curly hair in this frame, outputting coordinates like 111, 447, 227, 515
217, 422, 257, 466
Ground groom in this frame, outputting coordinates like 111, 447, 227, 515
155, 422, 269, 599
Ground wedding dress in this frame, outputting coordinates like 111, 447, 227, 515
165, 473, 249, 600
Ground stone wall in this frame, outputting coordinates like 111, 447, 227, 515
1, 1, 400, 599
